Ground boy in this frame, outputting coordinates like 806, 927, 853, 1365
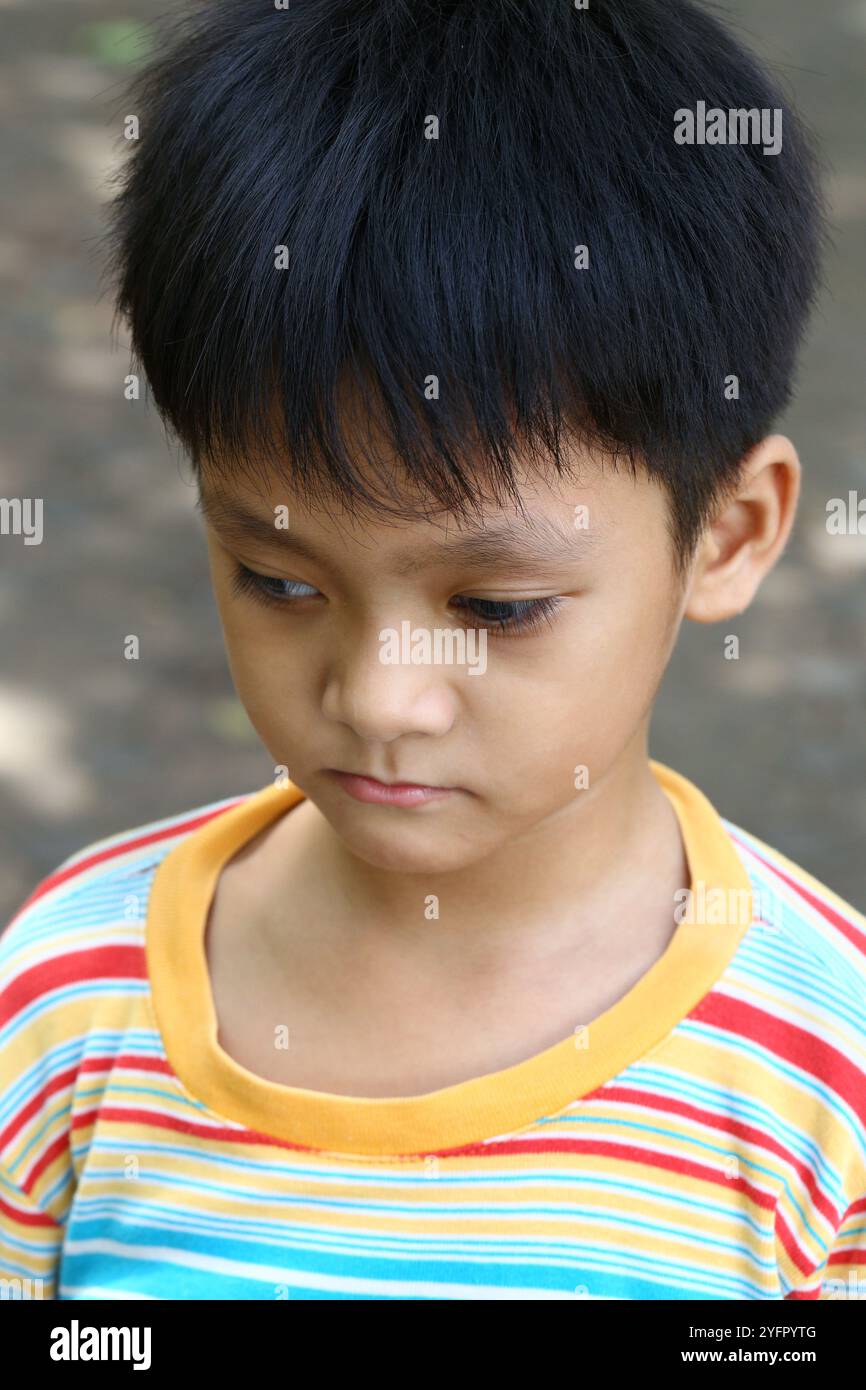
2, 0, 864, 1301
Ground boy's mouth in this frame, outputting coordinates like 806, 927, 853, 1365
324, 769, 460, 806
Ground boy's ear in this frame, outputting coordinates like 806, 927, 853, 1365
684, 435, 801, 623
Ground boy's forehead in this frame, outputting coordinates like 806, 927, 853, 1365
197, 474, 599, 576
196, 396, 654, 568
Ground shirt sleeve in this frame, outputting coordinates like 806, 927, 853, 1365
0, 1162, 62, 1299
0, 881, 82, 1302
818, 1196, 866, 1301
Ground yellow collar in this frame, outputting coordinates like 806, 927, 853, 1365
145, 760, 752, 1157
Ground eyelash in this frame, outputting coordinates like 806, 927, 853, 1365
229, 563, 564, 636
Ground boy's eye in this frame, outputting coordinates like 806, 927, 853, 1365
230, 564, 318, 605
229, 562, 563, 637
448, 594, 563, 636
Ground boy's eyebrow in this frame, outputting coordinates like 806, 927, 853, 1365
197, 491, 595, 576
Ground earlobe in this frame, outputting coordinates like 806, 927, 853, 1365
682, 435, 801, 625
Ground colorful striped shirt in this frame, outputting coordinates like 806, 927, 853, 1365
1, 761, 865, 1300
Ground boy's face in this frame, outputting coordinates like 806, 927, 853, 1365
200, 444, 691, 874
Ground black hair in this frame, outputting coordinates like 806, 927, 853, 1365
103, 0, 827, 565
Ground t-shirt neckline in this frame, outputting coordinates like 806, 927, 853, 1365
145, 760, 752, 1157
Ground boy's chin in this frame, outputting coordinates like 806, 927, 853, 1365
322, 805, 490, 875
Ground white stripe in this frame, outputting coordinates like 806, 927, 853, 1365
58, 1284, 158, 1299
62, 1237, 616, 1298
54, 794, 248, 872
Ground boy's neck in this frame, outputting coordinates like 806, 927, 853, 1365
252, 735, 689, 978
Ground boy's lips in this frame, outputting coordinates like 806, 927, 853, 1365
324, 769, 460, 806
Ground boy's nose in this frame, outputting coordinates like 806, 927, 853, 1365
320, 643, 459, 742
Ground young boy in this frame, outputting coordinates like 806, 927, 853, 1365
2, 0, 864, 1302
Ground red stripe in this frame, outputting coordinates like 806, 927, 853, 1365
690, 992, 866, 1126
60, 1105, 779, 1208
0, 1193, 60, 1228
728, 831, 866, 958
426, 1133, 777, 1205
827, 1248, 866, 1267
0, 1053, 175, 1153
586, 1084, 837, 1228
775, 1205, 816, 1279
21, 1130, 73, 1193
77, 1053, 173, 1078
69, 1106, 319, 1154
0, 945, 148, 1027
6, 799, 246, 925
0, 1065, 81, 1154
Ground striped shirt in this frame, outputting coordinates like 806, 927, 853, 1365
1, 761, 865, 1301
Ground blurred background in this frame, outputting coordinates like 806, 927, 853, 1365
1, 0, 864, 920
